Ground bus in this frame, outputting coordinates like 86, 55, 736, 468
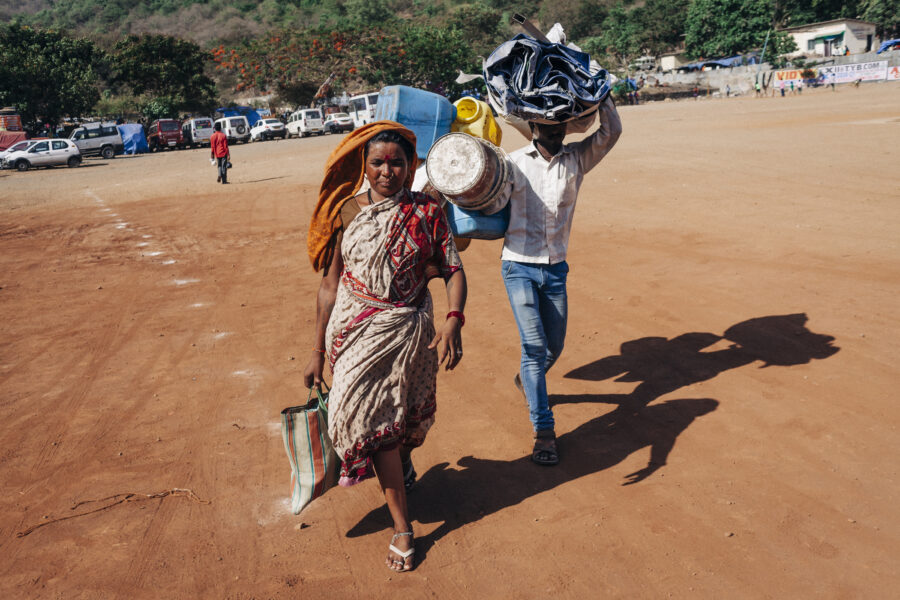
348, 92, 379, 129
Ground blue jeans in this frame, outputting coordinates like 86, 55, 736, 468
502, 260, 569, 432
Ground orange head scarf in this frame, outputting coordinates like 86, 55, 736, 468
307, 120, 418, 271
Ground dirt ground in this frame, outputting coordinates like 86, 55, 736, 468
1, 83, 898, 599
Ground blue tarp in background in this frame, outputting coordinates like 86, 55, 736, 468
679, 55, 750, 71
877, 39, 900, 54
117, 123, 149, 154
217, 106, 263, 127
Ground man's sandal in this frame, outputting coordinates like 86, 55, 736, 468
532, 430, 559, 466
388, 531, 415, 572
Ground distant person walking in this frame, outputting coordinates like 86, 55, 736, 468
210, 122, 230, 184
829, 72, 836, 91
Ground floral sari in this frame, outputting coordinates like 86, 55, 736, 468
325, 189, 461, 486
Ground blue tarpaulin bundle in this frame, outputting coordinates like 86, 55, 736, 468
117, 124, 148, 154
483, 34, 610, 124
877, 39, 900, 53
217, 106, 262, 127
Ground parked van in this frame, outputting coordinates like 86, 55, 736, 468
348, 92, 379, 128
214, 116, 251, 143
147, 119, 184, 151
69, 121, 123, 159
628, 56, 658, 71
286, 108, 325, 138
182, 117, 215, 147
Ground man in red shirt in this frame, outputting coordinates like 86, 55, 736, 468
210, 122, 230, 184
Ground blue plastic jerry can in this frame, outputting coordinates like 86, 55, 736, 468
444, 202, 510, 240
375, 86, 456, 160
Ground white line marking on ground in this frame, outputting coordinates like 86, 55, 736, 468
172, 278, 200, 286
232, 369, 251, 376
190, 302, 208, 308
115, 224, 127, 229
162, 260, 177, 265
142, 234, 152, 239
136, 242, 149, 247
214, 332, 233, 340
145, 251, 164, 256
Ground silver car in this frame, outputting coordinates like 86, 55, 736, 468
2, 139, 81, 171
0, 139, 37, 162
69, 122, 123, 159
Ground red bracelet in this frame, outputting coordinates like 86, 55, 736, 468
446, 311, 465, 326
313, 347, 326, 354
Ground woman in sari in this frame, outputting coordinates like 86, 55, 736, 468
303, 121, 466, 572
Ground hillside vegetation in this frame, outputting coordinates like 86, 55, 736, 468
2, 1, 896, 128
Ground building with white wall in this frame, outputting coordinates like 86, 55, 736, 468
781, 18, 878, 58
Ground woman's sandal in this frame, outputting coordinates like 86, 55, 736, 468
401, 457, 417, 492
532, 431, 559, 466
388, 531, 415, 572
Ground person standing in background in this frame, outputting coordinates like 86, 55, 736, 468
210, 122, 230, 184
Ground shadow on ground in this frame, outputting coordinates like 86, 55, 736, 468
347, 313, 839, 562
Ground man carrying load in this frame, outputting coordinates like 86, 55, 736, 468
487, 97, 621, 465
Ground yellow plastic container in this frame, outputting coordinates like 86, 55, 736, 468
451, 97, 502, 146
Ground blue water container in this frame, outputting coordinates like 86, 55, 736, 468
445, 203, 510, 240
375, 86, 456, 160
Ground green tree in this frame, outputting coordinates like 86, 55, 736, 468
589, 2, 643, 70
635, 0, 689, 55
110, 34, 217, 117
684, 0, 772, 58
859, 0, 899, 38
0, 24, 102, 127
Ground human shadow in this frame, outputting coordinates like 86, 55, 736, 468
559, 313, 838, 414
346, 313, 839, 559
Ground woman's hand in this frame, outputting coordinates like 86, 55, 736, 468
428, 317, 463, 370
303, 351, 326, 388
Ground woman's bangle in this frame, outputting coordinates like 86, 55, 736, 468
312, 347, 326, 354
446, 311, 465, 326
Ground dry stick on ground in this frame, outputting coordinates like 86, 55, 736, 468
16, 488, 211, 538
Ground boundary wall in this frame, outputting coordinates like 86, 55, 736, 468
651, 52, 900, 96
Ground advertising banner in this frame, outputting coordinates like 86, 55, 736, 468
817, 61, 888, 84
888, 65, 900, 81
773, 69, 814, 83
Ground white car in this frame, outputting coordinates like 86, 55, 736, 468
324, 112, 354, 134
348, 92, 378, 129
182, 117, 215, 147
250, 118, 287, 141
286, 108, 325, 137
0, 139, 37, 162
2, 138, 81, 171
214, 116, 251, 143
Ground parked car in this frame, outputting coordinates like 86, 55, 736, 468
0, 139, 37, 162
1, 139, 81, 171
324, 112, 354, 134
286, 108, 325, 137
182, 117, 215, 147
147, 119, 184, 151
348, 92, 379, 129
250, 118, 287, 141
215, 116, 251, 143
69, 122, 123, 159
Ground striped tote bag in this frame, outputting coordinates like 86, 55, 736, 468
280, 387, 341, 514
